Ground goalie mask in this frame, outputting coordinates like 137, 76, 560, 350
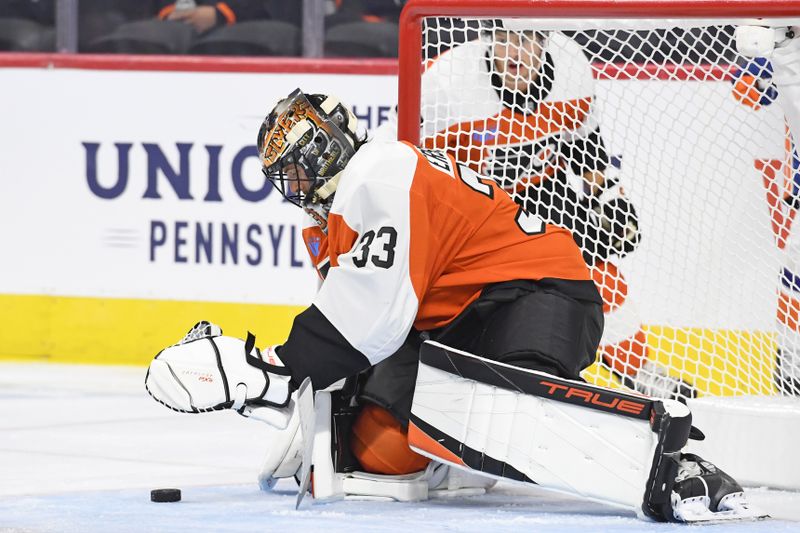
258, 88, 359, 209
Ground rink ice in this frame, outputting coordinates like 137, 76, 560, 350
2, 363, 799, 533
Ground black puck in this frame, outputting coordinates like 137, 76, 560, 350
151, 488, 181, 502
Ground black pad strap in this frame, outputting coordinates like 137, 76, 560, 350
244, 331, 293, 376
208, 337, 230, 404
280, 305, 372, 389
641, 401, 693, 521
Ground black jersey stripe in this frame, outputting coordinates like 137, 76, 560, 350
409, 413, 534, 483
279, 304, 371, 390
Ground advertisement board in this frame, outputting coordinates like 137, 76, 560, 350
0, 59, 397, 362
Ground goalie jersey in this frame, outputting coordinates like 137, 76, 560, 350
282, 139, 599, 389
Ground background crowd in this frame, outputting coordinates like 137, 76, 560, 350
0, 0, 736, 62
0, 0, 403, 56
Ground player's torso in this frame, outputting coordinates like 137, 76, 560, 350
322, 140, 592, 330
421, 33, 596, 227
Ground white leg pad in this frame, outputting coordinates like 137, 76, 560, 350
409, 342, 668, 513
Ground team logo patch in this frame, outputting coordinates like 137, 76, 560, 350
308, 236, 321, 257
472, 128, 498, 142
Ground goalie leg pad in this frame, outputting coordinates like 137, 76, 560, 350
409, 341, 663, 511
410, 341, 762, 522
309, 391, 431, 502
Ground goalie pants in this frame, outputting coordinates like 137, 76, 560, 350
360, 278, 603, 427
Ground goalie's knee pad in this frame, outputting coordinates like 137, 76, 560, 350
351, 403, 431, 475
308, 391, 493, 502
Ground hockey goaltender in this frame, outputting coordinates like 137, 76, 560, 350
145, 88, 765, 523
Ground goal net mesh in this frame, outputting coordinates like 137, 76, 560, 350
412, 16, 799, 401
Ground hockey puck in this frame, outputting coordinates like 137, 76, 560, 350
150, 488, 181, 502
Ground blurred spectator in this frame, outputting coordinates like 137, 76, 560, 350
83, 0, 275, 55
326, 0, 404, 26
155, 0, 270, 35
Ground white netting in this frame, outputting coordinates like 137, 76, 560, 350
412, 16, 800, 400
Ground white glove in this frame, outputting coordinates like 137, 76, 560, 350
735, 25, 795, 57
145, 321, 293, 413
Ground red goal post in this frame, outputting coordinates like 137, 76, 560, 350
396, 0, 800, 490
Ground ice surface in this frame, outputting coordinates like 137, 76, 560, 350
1, 363, 799, 533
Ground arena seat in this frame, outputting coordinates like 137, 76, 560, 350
78, 10, 130, 52
85, 19, 195, 55
188, 20, 300, 56
0, 18, 53, 51
325, 21, 398, 58
263, 0, 301, 27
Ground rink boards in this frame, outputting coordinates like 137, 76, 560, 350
0, 292, 776, 398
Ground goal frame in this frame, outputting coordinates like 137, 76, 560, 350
395, 0, 800, 491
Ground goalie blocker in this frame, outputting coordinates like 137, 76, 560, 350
409, 341, 764, 523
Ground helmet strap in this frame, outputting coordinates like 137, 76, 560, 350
312, 171, 342, 203
304, 202, 330, 232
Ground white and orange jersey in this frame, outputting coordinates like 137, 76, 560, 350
420, 33, 599, 189
280, 139, 596, 389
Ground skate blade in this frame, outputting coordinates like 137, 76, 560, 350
674, 493, 770, 523
679, 509, 770, 524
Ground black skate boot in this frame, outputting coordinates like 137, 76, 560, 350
669, 453, 767, 523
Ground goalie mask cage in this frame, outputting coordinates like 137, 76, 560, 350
397, 0, 800, 489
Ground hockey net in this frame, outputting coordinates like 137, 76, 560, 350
398, 2, 800, 403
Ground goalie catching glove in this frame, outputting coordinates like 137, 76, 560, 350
734, 25, 797, 57
580, 177, 641, 262
145, 321, 294, 414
